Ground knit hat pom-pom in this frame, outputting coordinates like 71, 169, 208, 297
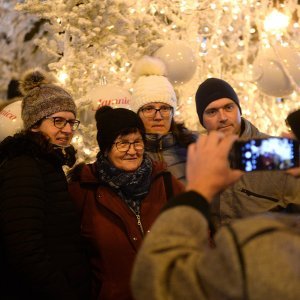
133, 55, 166, 79
20, 68, 57, 95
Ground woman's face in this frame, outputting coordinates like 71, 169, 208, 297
31, 111, 79, 147
138, 102, 173, 135
107, 131, 144, 172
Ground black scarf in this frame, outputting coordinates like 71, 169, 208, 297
95, 152, 153, 214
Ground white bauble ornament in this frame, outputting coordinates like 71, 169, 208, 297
253, 47, 293, 97
89, 84, 131, 110
0, 101, 23, 142
276, 47, 300, 88
154, 41, 197, 85
78, 84, 131, 125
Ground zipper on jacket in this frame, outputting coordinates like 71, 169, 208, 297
240, 188, 279, 202
157, 139, 164, 162
130, 207, 145, 236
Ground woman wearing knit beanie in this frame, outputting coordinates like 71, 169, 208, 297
131, 56, 198, 185
68, 106, 184, 300
0, 69, 91, 300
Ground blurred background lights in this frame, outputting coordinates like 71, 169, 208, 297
264, 9, 290, 33
57, 70, 69, 84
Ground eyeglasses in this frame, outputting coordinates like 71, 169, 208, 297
113, 140, 144, 152
45, 116, 80, 130
140, 106, 173, 118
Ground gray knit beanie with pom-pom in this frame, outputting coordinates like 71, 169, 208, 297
20, 68, 76, 129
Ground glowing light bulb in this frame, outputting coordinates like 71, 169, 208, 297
57, 70, 68, 84
228, 26, 234, 32
72, 135, 82, 144
149, 5, 157, 14
109, 66, 116, 73
200, 37, 207, 49
83, 148, 92, 155
264, 9, 289, 34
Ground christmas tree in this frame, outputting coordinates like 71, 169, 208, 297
3, 0, 300, 162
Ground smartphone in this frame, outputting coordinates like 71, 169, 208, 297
286, 109, 300, 141
230, 137, 300, 171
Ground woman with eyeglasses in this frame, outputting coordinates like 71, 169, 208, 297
67, 106, 184, 300
131, 56, 198, 185
0, 69, 91, 300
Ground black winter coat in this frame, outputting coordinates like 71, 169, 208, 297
0, 132, 91, 300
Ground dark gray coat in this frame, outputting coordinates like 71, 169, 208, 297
211, 117, 300, 229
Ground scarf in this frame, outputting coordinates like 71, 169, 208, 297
95, 152, 153, 214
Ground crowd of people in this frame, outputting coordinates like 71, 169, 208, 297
0, 66, 299, 300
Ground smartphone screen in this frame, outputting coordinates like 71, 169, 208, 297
231, 137, 300, 171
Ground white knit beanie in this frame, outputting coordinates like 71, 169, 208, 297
131, 56, 177, 113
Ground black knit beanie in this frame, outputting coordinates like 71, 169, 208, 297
195, 78, 242, 126
95, 106, 145, 153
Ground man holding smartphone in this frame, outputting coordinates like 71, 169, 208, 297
194, 78, 300, 229
131, 131, 300, 300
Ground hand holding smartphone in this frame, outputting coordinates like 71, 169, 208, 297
230, 137, 300, 172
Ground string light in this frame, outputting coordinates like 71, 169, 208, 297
12, 0, 300, 161
57, 70, 68, 84
109, 66, 117, 73
210, 3, 217, 10
83, 148, 92, 155
264, 9, 290, 34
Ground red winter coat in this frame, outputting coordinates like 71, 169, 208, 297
68, 160, 184, 300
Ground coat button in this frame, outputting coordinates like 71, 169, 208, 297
132, 237, 138, 241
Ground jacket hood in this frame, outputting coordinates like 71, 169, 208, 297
0, 131, 76, 167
